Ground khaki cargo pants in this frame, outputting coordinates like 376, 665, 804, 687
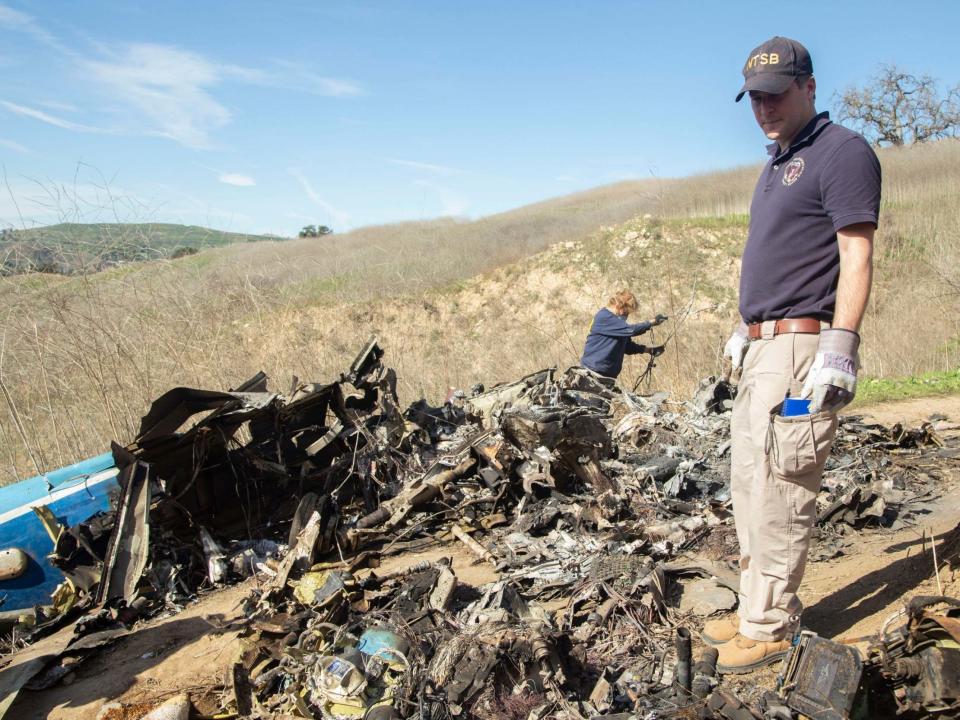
730, 323, 838, 641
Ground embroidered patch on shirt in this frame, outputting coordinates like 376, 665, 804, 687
782, 157, 805, 186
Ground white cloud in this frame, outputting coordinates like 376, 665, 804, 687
415, 180, 468, 217
81, 44, 231, 149
1, 7, 364, 150
306, 76, 362, 97
219, 173, 256, 187
288, 168, 351, 229
0, 138, 30, 154
250, 60, 364, 97
194, 162, 256, 187
1, 8, 363, 150
0, 100, 107, 133
80, 46, 365, 148
387, 157, 461, 176
0, 4, 65, 52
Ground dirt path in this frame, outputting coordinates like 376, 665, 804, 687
803, 483, 960, 644
809, 392, 960, 637
14, 396, 960, 719
854, 392, 960, 427
17, 582, 251, 720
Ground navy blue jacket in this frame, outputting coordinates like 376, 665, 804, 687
580, 308, 651, 378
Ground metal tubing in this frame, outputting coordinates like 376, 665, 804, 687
675, 626, 692, 692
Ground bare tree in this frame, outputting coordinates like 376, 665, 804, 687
834, 65, 960, 146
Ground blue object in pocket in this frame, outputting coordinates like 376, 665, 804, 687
782, 397, 811, 416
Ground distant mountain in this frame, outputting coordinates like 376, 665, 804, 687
0, 223, 290, 275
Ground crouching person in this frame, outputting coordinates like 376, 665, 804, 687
580, 289, 666, 380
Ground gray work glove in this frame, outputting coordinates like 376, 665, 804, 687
800, 328, 860, 413
643, 344, 666, 357
722, 321, 749, 379
652, 314, 668, 326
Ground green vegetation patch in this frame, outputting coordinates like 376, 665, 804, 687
854, 369, 960, 406
663, 214, 750, 229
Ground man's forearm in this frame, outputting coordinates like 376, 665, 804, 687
833, 225, 874, 332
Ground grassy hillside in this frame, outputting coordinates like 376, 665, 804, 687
0, 222, 287, 275
0, 140, 958, 484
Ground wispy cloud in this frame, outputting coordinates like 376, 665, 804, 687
79, 48, 365, 148
0, 100, 107, 133
0, 4, 67, 53
194, 162, 257, 187
1, 7, 364, 149
289, 168, 351, 229
0, 138, 31, 154
81, 44, 230, 149
387, 157, 461, 176
246, 60, 364, 97
219, 173, 256, 187
415, 180, 468, 217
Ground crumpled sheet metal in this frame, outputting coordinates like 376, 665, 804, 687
96, 460, 151, 605
211, 366, 955, 718
8, 350, 959, 719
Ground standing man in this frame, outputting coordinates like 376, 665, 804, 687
703, 37, 881, 674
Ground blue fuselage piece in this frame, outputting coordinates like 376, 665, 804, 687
0, 453, 120, 612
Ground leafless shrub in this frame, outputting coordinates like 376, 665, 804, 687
835, 65, 960, 147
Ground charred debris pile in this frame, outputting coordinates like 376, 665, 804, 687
9, 339, 960, 719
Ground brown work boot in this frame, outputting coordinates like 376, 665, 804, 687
716, 634, 791, 675
701, 613, 740, 646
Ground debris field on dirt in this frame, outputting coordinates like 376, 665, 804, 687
3, 338, 959, 720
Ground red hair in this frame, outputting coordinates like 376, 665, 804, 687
607, 289, 638, 316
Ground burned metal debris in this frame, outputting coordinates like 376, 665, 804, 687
3, 339, 959, 719
711, 595, 960, 720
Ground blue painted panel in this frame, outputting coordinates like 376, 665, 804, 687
0, 452, 115, 510
0, 458, 120, 611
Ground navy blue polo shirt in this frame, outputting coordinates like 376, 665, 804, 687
739, 112, 881, 323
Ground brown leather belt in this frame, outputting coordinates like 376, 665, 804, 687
747, 317, 822, 340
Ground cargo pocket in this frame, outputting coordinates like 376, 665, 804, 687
765, 404, 837, 485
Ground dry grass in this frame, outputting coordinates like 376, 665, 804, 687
1, 139, 959, 484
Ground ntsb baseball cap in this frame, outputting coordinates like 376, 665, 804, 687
736, 36, 813, 102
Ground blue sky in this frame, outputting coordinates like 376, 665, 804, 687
1, 1, 958, 235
